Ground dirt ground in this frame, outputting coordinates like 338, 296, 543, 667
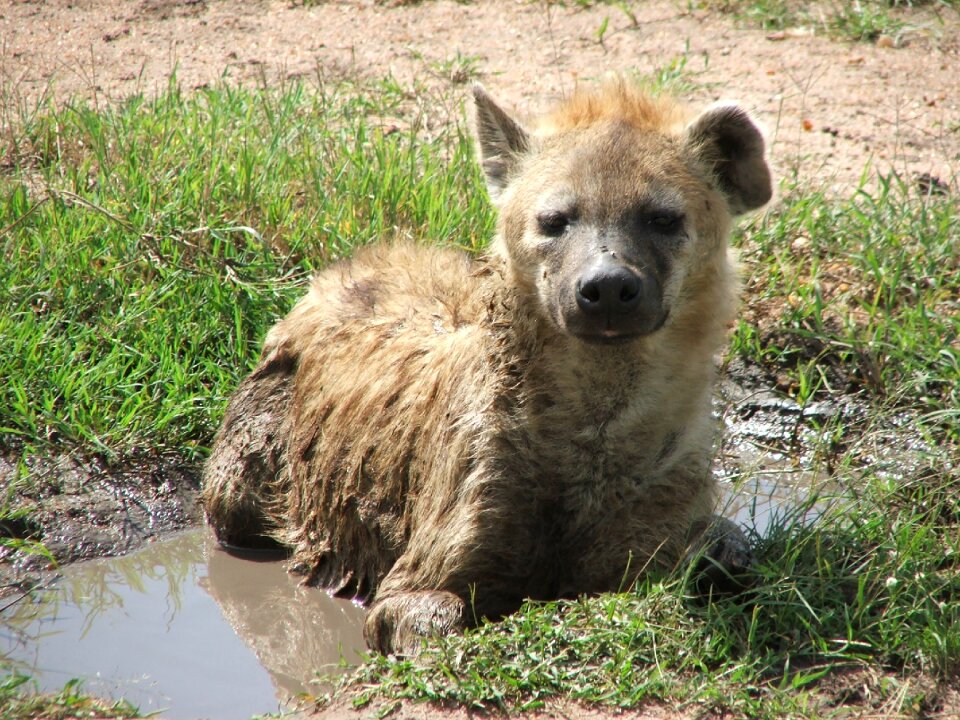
309, 697, 691, 720
2, 0, 959, 195
2, 2, 959, 718
0, 451, 201, 598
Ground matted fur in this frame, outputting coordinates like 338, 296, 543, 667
202, 79, 771, 655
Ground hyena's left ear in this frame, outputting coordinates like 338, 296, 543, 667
686, 103, 773, 215
472, 84, 531, 202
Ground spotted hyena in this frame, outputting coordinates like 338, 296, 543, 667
202, 79, 772, 655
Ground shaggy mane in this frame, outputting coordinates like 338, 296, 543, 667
539, 78, 688, 134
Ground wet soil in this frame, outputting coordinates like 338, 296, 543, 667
0, 450, 201, 600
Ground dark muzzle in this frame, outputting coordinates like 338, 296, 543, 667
566, 255, 665, 343
575, 259, 643, 317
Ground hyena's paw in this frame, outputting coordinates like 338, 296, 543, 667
687, 515, 755, 596
364, 590, 467, 656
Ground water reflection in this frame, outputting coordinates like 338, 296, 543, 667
201, 540, 367, 699
0, 529, 366, 720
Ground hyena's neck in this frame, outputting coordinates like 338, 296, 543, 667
480, 251, 719, 443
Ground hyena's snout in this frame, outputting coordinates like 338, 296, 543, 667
568, 254, 666, 343
575, 257, 642, 314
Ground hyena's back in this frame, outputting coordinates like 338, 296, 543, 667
202, 243, 498, 596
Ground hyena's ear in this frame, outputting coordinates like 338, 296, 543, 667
472, 84, 531, 201
686, 103, 773, 215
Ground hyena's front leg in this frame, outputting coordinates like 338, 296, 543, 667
364, 588, 467, 656
686, 515, 754, 595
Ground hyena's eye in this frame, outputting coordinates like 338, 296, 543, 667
536, 210, 570, 236
647, 212, 684, 233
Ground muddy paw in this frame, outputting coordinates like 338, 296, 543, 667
364, 590, 467, 655
688, 515, 755, 596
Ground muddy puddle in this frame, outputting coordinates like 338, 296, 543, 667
1, 529, 367, 719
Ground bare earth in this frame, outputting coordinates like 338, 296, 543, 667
3, 2, 959, 719
3, 0, 959, 195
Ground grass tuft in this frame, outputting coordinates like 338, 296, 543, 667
731, 175, 959, 437
701, 0, 960, 43
0, 673, 140, 720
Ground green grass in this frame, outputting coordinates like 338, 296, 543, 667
731, 177, 959, 432
0, 674, 139, 720
2, 75, 959, 717
0, 76, 492, 459
701, 0, 959, 42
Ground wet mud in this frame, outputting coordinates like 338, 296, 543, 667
713, 359, 842, 534
1, 529, 366, 719
715, 358, 936, 518
0, 450, 202, 600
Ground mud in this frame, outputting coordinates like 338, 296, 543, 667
717, 358, 938, 490
1, 528, 366, 719
0, 450, 202, 600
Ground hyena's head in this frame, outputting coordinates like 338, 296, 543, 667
473, 80, 772, 345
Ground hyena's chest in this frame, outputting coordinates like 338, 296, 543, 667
484, 364, 710, 596
498, 435, 679, 599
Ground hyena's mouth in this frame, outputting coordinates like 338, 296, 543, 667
583, 331, 641, 345
568, 311, 670, 344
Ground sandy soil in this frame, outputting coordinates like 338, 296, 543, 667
2, 0, 959, 195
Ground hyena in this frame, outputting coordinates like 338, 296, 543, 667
202, 79, 772, 655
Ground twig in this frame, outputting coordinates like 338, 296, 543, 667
0, 194, 50, 239
47, 187, 134, 230
0, 577, 55, 614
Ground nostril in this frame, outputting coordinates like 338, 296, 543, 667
619, 277, 640, 303
578, 279, 601, 304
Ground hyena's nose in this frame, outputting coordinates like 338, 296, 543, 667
575, 261, 643, 316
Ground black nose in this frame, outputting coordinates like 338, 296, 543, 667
576, 262, 643, 316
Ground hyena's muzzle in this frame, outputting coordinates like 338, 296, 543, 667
559, 235, 670, 344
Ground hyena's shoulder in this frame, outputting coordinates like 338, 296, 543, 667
262, 242, 494, 361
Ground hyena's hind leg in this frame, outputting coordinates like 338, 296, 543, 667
202, 349, 295, 550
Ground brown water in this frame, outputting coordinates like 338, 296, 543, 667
1, 529, 367, 719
